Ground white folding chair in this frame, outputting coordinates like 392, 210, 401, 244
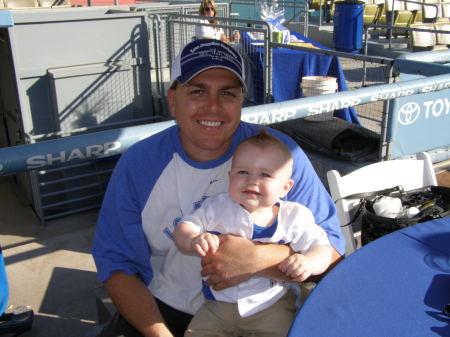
327, 152, 437, 256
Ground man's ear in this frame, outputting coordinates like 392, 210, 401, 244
167, 88, 176, 118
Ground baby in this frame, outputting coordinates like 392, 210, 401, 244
174, 128, 332, 337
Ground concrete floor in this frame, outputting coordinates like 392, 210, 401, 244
0, 176, 102, 337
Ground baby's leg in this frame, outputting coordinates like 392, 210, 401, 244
184, 300, 239, 337
239, 290, 297, 337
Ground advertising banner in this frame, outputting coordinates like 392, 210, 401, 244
388, 53, 450, 159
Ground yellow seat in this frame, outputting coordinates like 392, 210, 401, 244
411, 9, 424, 23
374, 0, 387, 25
309, 0, 323, 11
3, 0, 38, 8
422, 0, 441, 22
434, 21, 450, 44
38, 0, 71, 7
382, 0, 415, 36
438, 1, 450, 20
393, 10, 416, 35
310, 0, 334, 22
395, 10, 415, 27
410, 22, 436, 48
406, 0, 424, 23
364, 3, 382, 24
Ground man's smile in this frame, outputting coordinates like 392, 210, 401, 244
198, 120, 222, 127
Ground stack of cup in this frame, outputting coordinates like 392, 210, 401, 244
301, 76, 337, 121
301, 76, 338, 97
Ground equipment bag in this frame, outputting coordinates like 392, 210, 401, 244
341, 185, 450, 245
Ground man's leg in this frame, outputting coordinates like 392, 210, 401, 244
96, 298, 193, 337
156, 298, 193, 336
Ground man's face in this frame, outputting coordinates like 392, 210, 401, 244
168, 68, 244, 162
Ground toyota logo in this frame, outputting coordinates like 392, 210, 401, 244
398, 102, 420, 125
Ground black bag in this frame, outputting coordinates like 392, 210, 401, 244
341, 185, 450, 246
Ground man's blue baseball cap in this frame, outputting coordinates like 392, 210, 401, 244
169, 39, 246, 90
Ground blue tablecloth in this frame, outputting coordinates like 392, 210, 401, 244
288, 217, 450, 337
241, 31, 360, 124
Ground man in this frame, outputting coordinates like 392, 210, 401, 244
92, 39, 345, 337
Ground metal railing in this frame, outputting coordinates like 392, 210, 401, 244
151, 13, 274, 107
149, 12, 394, 134
2, 71, 450, 174
5, 2, 447, 222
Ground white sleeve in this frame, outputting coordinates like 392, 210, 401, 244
180, 195, 220, 233
195, 21, 211, 39
285, 204, 331, 254
216, 28, 225, 40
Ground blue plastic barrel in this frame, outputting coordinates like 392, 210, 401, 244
333, 1, 365, 53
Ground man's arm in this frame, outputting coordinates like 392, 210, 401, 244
104, 271, 173, 337
201, 235, 343, 290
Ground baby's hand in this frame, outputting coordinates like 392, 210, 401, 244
192, 233, 220, 256
279, 253, 312, 282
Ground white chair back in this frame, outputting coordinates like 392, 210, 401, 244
327, 152, 437, 256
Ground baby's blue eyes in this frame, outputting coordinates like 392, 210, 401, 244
236, 170, 271, 178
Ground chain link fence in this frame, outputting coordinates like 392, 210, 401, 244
147, 10, 395, 163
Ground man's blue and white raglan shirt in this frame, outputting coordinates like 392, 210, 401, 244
92, 121, 345, 315
180, 192, 330, 317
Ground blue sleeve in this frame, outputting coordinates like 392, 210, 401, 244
268, 128, 346, 256
92, 151, 153, 284
92, 127, 176, 285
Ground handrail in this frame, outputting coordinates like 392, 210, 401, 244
2, 72, 450, 176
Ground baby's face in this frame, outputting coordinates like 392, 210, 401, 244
228, 143, 293, 213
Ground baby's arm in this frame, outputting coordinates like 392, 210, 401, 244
174, 222, 220, 256
278, 245, 332, 282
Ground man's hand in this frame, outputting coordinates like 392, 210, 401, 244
201, 235, 256, 290
200, 234, 295, 290
200, 235, 344, 289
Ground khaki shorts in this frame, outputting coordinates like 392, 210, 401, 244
185, 290, 297, 337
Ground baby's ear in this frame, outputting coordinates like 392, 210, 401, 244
281, 179, 295, 197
